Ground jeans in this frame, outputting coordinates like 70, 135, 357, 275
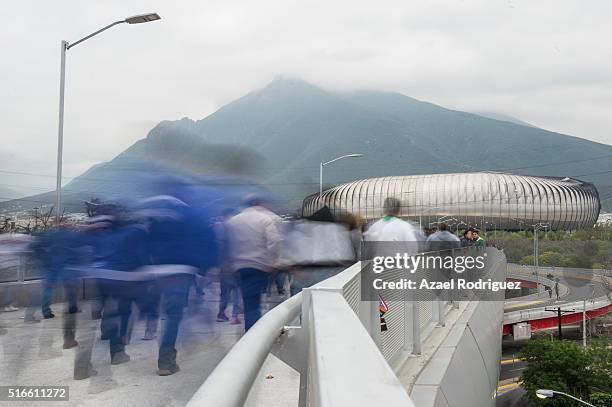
269, 271, 288, 294
104, 295, 128, 357
219, 272, 240, 317
41, 277, 55, 316
238, 268, 268, 331
41, 277, 78, 316
137, 281, 161, 336
158, 276, 191, 370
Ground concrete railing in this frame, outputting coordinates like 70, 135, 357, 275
504, 294, 612, 325
188, 247, 506, 407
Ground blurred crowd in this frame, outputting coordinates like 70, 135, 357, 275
1, 182, 488, 380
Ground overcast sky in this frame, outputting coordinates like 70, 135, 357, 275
1, 0, 611, 196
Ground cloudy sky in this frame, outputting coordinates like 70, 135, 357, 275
1, 0, 611, 197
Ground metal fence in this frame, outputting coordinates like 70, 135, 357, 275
0, 251, 41, 283
188, 246, 506, 407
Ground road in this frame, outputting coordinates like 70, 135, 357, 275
499, 359, 527, 382
496, 386, 529, 407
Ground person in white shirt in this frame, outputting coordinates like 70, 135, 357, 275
364, 197, 424, 264
226, 194, 282, 331
365, 197, 422, 242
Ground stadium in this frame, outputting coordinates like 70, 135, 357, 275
302, 172, 601, 231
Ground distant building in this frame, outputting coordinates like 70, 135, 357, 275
302, 172, 600, 231
597, 212, 612, 226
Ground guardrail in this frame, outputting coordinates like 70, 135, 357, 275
504, 294, 612, 325
189, 293, 303, 406
504, 270, 569, 304
0, 251, 41, 283
187, 247, 505, 407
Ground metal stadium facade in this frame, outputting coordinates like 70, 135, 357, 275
302, 172, 600, 231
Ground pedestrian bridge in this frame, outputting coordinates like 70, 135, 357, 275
503, 264, 611, 336
188, 247, 507, 407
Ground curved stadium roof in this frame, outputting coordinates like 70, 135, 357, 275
302, 172, 600, 231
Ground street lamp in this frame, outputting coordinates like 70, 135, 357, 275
532, 222, 549, 293
582, 283, 596, 347
418, 206, 447, 230
536, 389, 595, 406
319, 154, 363, 196
55, 13, 161, 223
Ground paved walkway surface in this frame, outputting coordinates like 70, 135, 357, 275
0, 284, 286, 407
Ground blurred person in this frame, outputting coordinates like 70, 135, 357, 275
103, 214, 150, 364
460, 228, 475, 247
217, 269, 242, 324
72, 214, 115, 380
75, 207, 150, 376
138, 280, 161, 340
68, 206, 152, 381
226, 194, 282, 331
284, 209, 357, 296
365, 197, 421, 243
268, 270, 288, 296
362, 198, 424, 277
215, 209, 241, 324
30, 227, 80, 320
29, 227, 82, 347
423, 227, 436, 237
425, 223, 461, 252
142, 192, 218, 376
1, 288, 18, 312
338, 213, 363, 259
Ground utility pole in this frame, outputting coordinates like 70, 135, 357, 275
582, 298, 587, 347
583, 283, 595, 347
534, 226, 539, 291
544, 307, 575, 341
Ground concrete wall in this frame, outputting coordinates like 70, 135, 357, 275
409, 249, 506, 407
410, 298, 504, 407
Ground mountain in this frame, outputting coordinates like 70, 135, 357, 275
472, 112, 536, 128
3, 77, 611, 214
0, 186, 22, 202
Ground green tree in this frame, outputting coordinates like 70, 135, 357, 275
521, 340, 593, 406
590, 393, 612, 407
539, 251, 564, 267
586, 340, 612, 394
520, 339, 612, 406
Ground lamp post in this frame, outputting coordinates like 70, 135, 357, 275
419, 206, 446, 230
536, 389, 595, 406
55, 13, 161, 223
532, 222, 549, 292
583, 283, 596, 347
319, 154, 363, 196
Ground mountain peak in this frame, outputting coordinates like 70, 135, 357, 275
258, 76, 327, 97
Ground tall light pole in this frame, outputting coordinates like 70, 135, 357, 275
583, 283, 595, 347
319, 154, 363, 196
533, 222, 549, 292
55, 13, 161, 223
